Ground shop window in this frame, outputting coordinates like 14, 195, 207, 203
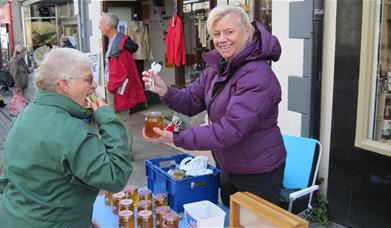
356, 0, 391, 156
216, 0, 253, 20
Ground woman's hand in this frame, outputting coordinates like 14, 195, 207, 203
142, 70, 168, 97
142, 127, 174, 144
90, 96, 107, 111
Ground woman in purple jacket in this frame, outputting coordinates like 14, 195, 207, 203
142, 6, 286, 207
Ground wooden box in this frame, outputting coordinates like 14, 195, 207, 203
229, 192, 309, 228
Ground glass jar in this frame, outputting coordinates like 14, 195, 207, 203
119, 199, 134, 212
153, 193, 168, 210
162, 212, 180, 228
124, 185, 138, 206
138, 200, 152, 211
118, 210, 134, 228
138, 189, 152, 202
144, 111, 164, 138
112, 192, 126, 215
103, 191, 113, 206
155, 206, 171, 228
137, 210, 153, 228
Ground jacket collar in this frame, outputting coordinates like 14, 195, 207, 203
32, 90, 92, 119
109, 32, 126, 57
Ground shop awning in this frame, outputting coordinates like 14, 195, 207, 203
22, 0, 71, 7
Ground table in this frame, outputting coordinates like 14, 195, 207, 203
92, 195, 229, 227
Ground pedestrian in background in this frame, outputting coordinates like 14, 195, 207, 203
43, 43, 53, 59
60, 36, 75, 48
99, 12, 146, 159
142, 6, 286, 207
9, 44, 29, 96
0, 48, 132, 227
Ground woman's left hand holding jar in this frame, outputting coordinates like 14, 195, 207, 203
142, 127, 174, 144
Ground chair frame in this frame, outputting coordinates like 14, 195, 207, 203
282, 135, 323, 214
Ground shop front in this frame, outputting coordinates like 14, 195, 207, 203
0, 1, 13, 69
326, 0, 391, 227
21, 0, 81, 65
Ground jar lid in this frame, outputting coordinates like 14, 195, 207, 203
119, 199, 133, 206
154, 193, 167, 199
138, 210, 153, 218
113, 192, 126, 199
149, 111, 162, 116
118, 210, 133, 218
139, 189, 152, 195
138, 200, 151, 208
163, 212, 179, 222
155, 206, 170, 214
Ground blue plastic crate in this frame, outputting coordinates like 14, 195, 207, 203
145, 153, 220, 213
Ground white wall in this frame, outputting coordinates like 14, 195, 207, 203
272, 1, 303, 136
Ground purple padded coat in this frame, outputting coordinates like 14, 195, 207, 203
161, 21, 286, 174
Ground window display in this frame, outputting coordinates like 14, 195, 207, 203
374, 2, 391, 144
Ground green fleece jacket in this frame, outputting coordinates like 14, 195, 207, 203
0, 90, 132, 227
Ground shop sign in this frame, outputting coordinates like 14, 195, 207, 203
85, 52, 101, 85
0, 3, 10, 24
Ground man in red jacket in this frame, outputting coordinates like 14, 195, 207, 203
99, 13, 146, 158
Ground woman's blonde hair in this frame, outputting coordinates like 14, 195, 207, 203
207, 6, 255, 44
14, 44, 26, 56
35, 48, 91, 91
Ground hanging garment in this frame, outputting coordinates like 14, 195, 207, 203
127, 21, 154, 60
166, 15, 186, 67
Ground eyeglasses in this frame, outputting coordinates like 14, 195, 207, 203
70, 76, 94, 84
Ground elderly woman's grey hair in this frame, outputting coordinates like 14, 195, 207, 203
14, 44, 27, 56
35, 48, 91, 91
101, 12, 119, 28
207, 6, 255, 44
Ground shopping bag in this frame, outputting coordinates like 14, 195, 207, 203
8, 91, 28, 116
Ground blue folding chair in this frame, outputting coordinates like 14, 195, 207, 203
280, 135, 323, 215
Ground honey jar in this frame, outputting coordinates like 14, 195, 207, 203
118, 210, 134, 228
124, 185, 138, 206
162, 212, 180, 228
138, 189, 152, 202
153, 193, 168, 209
137, 210, 153, 228
144, 111, 164, 138
138, 200, 152, 211
103, 191, 113, 206
112, 192, 126, 215
119, 199, 134, 212
155, 206, 171, 228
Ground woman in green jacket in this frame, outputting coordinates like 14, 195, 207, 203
0, 48, 133, 227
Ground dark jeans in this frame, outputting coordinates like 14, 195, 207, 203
220, 162, 285, 207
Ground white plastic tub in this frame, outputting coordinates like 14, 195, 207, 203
183, 200, 226, 228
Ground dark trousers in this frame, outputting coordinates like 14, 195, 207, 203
220, 162, 285, 207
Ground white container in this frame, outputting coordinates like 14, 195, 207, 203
183, 200, 226, 228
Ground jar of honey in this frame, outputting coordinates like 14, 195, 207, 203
112, 192, 126, 215
137, 210, 153, 228
124, 185, 138, 206
119, 199, 134, 212
155, 206, 171, 228
144, 111, 164, 138
162, 212, 180, 228
138, 189, 152, 202
118, 210, 134, 228
138, 200, 152, 211
153, 193, 168, 209
103, 191, 113, 206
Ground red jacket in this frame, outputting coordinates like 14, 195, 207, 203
107, 33, 146, 111
166, 15, 186, 67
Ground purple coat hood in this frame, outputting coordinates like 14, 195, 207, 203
162, 22, 286, 174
